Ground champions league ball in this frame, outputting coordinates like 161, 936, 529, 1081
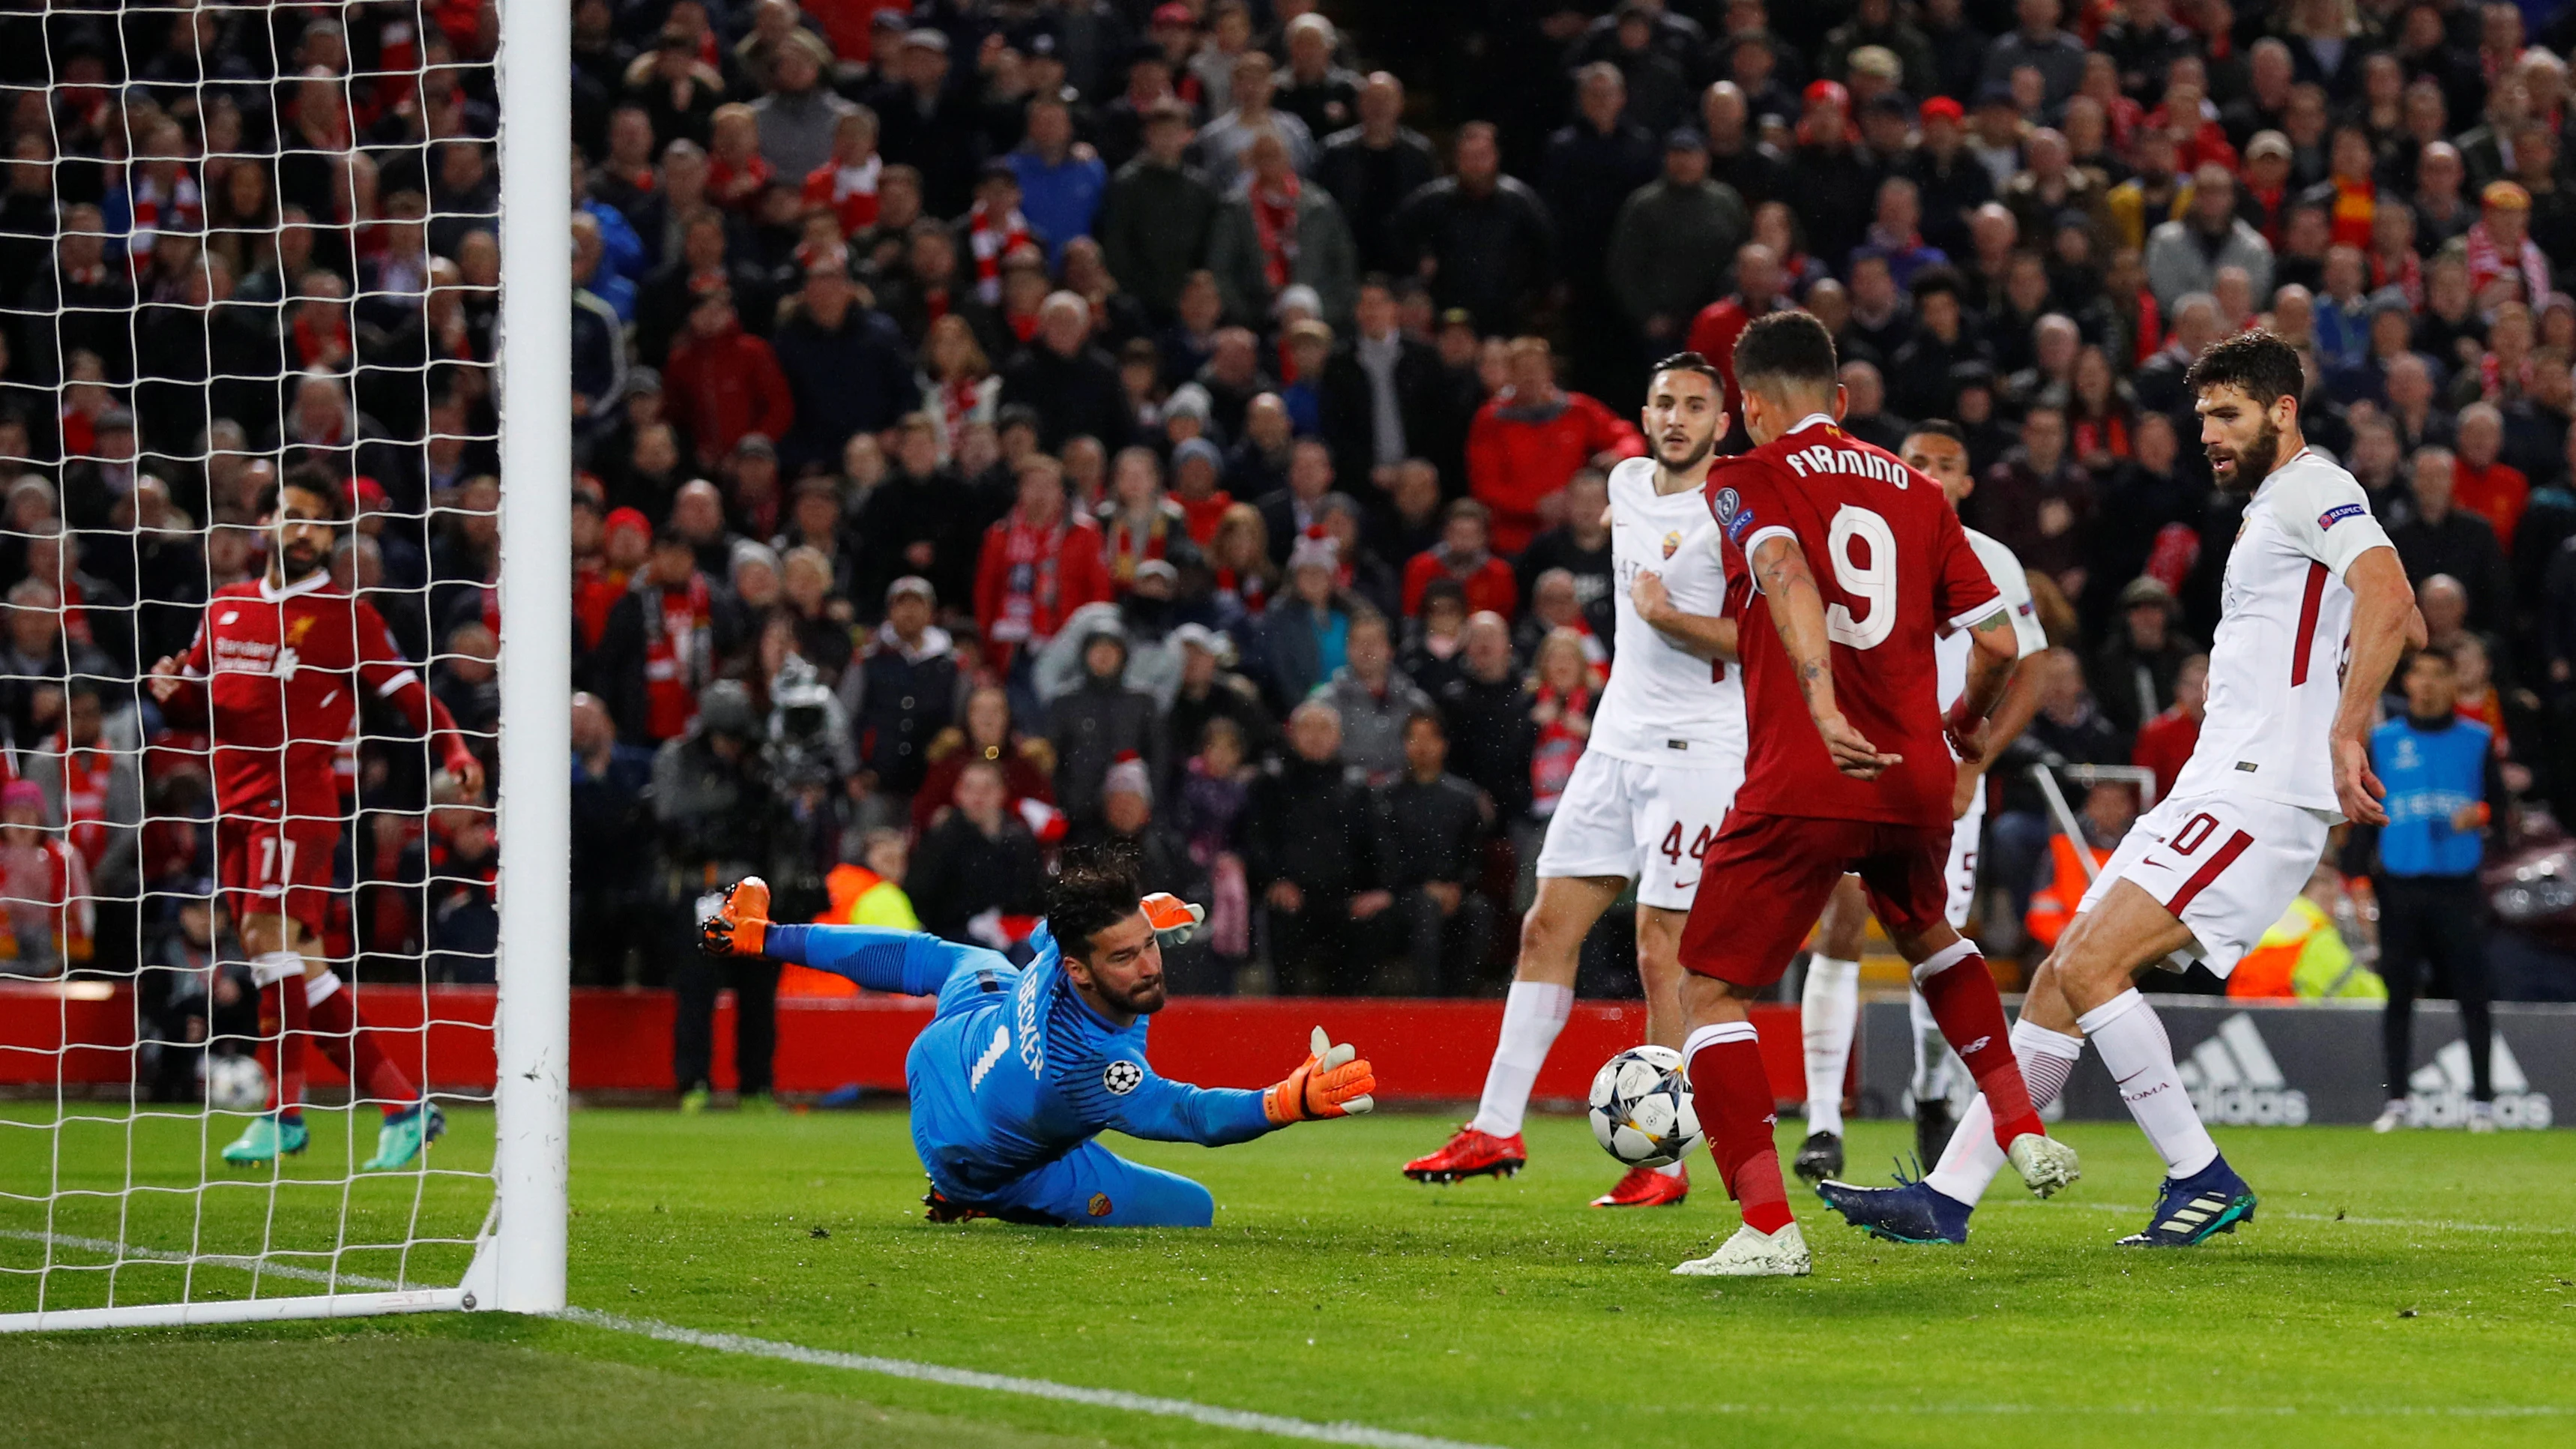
207, 1054, 269, 1112
1587, 1046, 1702, 1169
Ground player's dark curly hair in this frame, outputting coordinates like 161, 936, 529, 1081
1731, 311, 1840, 394
1046, 844, 1145, 954
260, 464, 347, 521
1650, 350, 1723, 390
2184, 330, 2306, 412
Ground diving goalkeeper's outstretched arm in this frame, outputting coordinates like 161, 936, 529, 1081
699, 871, 1374, 1161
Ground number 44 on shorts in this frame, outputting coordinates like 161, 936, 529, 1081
1661, 823, 1716, 867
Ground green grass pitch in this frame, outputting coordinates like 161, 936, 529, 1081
4, 1104, 2575, 1448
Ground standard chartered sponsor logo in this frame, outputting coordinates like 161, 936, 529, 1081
2175, 1013, 2310, 1126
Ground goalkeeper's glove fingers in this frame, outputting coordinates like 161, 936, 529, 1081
699, 880, 768, 957
1139, 892, 1207, 948
1262, 1025, 1377, 1124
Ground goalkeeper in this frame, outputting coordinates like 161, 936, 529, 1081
701, 847, 1375, 1226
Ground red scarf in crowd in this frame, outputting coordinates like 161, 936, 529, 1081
803, 154, 881, 235
640, 573, 714, 741
1530, 684, 1593, 818
965, 199, 1034, 304
992, 510, 1066, 644
1250, 175, 1300, 292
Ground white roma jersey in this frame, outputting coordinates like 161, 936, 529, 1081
1934, 527, 2048, 714
1590, 457, 1746, 770
2170, 446, 2395, 816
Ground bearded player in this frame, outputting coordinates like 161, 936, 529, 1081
1792, 421, 2049, 1185
1821, 331, 2422, 1247
702, 850, 1374, 1226
1403, 354, 1745, 1208
1668, 313, 2075, 1278
149, 469, 484, 1170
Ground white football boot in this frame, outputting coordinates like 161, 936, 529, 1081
1671, 1220, 1812, 1277
2006, 1133, 2081, 1199
2370, 1099, 2407, 1133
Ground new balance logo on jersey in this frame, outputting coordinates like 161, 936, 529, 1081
2174, 1013, 2311, 1125
2404, 1035, 2554, 1128
1780, 444, 1911, 486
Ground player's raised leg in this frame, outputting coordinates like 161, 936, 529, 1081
1404, 874, 1620, 1184
1794, 876, 1866, 1184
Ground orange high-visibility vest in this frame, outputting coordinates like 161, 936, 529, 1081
2024, 834, 2111, 949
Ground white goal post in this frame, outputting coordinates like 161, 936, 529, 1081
0, 0, 567, 1332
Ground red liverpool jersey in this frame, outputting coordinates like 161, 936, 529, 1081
168, 573, 470, 824
1707, 414, 2003, 828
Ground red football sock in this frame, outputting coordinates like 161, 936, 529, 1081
1914, 943, 2045, 1146
1686, 1023, 1793, 1235
273, 980, 310, 1118
306, 975, 417, 1115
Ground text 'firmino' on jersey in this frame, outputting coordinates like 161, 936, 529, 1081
1782, 444, 1912, 486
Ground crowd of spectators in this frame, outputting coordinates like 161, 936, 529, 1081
5, 0, 2576, 1085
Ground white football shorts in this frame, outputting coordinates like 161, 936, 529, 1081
2075, 790, 2335, 976
1535, 750, 1744, 912
1943, 786, 1987, 930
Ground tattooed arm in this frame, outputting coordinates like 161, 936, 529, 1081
1749, 534, 1901, 780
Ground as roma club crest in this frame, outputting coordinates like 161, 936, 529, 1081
1662, 531, 1682, 559
1087, 1193, 1113, 1217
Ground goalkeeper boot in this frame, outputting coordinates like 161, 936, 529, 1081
923, 1188, 993, 1224
1791, 1130, 1844, 1186
2117, 1154, 2257, 1247
363, 1102, 446, 1171
1402, 1125, 1526, 1183
1816, 1170, 1973, 1246
700, 877, 771, 957
1671, 1220, 1812, 1277
1593, 1164, 1689, 1208
221, 1113, 310, 1167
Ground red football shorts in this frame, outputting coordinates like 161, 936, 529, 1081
217, 815, 341, 941
1679, 810, 1954, 989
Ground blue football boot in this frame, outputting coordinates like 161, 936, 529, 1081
2117, 1154, 2257, 1247
1815, 1163, 1974, 1246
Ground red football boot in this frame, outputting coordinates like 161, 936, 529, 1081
1591, 1163, 1690, 1208
1402, 1124, 1527, 1183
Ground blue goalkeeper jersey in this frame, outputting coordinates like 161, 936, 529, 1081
905, 924, 1278, 1199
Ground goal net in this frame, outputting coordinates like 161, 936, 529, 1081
0, 1, 565, 1331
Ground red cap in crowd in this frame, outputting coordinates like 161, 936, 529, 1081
1804, 79, 1849, 110
1920, 96, 1963, 125
604, 507, 652, 541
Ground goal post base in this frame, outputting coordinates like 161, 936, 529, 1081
0, 1286, 470, 1335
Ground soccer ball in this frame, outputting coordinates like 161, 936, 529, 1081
1588, 1046, 1702, 1168
206, 1054, 268, 1112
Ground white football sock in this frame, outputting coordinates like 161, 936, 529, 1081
1799, 955, 1860, 1136
1923, 1018, 2085, 1205
1653, 1160, 1686, 1178
1468, 980, 1573, 1138
1905, 986, 1966, 1105
2078, 989, 2218, 1180
304, 969, 343, 1007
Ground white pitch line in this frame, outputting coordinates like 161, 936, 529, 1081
14, 1232, 2575, 1433
1982, 1199, 2576, 1235
555, 1308, 1503, 1449
0, 1229, 406, 1291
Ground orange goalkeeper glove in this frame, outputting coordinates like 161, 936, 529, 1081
1140, 892, 1206, 948
1262, 1026, 1376, 1124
